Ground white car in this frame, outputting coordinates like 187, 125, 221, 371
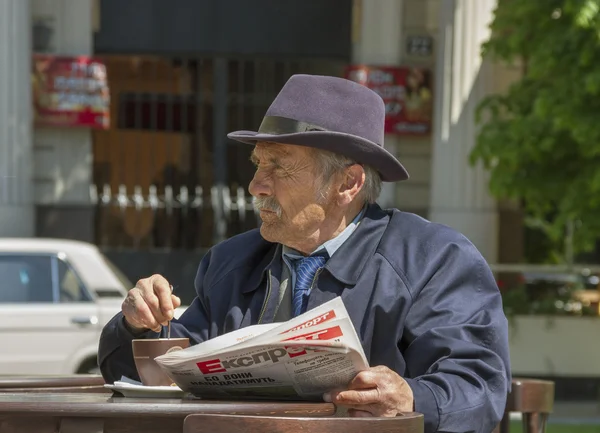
0, 238, 171, 375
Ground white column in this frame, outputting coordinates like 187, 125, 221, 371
0, 0, 34, 236
352, 0, 403, 208
429, 0, 499, 262
31, 0, 94, 205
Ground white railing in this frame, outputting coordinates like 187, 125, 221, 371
489, 263, 600, 276
89, 183, 258, 223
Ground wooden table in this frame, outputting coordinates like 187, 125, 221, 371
0, 392, 336, 433
0, 375, 107, 393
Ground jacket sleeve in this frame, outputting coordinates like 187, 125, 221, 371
401, 239, 511, 433
98, 254, 212, 384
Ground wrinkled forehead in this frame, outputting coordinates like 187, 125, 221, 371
252, 141, 313, 160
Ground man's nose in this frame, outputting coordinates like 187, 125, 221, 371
249, 170, 273, 197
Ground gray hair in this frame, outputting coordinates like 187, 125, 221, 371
313, 149, 382, 204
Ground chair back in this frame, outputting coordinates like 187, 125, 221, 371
507, 378, 554, 414
496, 378, 555, 433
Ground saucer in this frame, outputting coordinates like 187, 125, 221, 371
104, 380, 185, 398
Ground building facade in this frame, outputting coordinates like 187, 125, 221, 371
0, 0, 524, 288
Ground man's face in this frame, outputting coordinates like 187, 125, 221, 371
249, 142, 335, 247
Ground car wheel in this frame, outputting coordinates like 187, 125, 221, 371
85, 365, 101, 375
77, 358, 101, 375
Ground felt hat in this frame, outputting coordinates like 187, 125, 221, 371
227, 74, 409, 181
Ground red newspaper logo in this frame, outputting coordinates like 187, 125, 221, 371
282, 310, 337, 334
196, 348, 291, 373
284, 325, 344, 358
196, 359, 226, 374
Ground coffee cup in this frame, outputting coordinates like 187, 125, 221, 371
132, 338, 190, 386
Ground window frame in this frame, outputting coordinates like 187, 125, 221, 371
54, 253, 95, 303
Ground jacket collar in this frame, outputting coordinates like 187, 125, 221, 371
242, 203, 389, 292
242, 242, 282, 294
324, 203, 389, 285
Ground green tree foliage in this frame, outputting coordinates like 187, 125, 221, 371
471, 0, 600, 259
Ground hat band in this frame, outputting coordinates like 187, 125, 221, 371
258, 116, 329, 135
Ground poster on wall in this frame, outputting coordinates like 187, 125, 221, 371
32, 54, 110, 129
344, 65, 432, 136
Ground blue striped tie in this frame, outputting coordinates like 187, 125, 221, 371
292, 255, 327, 317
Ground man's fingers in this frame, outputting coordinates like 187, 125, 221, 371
133, 299, 162, 331
122, 289, 161, 331
121, 275, 178, 332
150, 275, 175, 319
323, 387, 346, 403
326, 367, 410, 418
142, 291, 170, 326
134, 275, 170, 325
347, 370, 380, 390
333, 388, 381, 405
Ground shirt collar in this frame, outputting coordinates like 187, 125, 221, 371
282, 205, 367, 260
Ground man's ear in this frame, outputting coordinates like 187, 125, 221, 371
337, 164, 365, 205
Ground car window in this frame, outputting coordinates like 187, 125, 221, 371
0, 255, 53, 303
100, 254, 132, 289
57, 259, 93, 303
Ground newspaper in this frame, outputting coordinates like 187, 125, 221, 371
154, 297, 370, 400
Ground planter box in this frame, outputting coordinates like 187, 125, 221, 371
509, 315, 600, 376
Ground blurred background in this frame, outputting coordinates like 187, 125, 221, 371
2, 0, 600, 429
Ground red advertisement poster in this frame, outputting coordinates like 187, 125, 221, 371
32, 54, 110, 129
345, 65, 432, 136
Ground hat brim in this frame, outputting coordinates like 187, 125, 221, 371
227, 130, 409, 182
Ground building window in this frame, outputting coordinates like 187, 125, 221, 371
118, 93, 198, 133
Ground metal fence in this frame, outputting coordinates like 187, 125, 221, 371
91, 55, 345, 250
90, 182, 259, 249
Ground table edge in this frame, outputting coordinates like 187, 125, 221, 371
0, 394, 336, 418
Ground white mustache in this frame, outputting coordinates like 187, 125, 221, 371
252, 196, 282, 218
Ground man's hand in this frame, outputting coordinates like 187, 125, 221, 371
323, 366, 414, 417
122, 274, 182, 332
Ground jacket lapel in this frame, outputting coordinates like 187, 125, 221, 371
257, 247, 284, 324
239, 242, 284, 324
306, 204, 390, 310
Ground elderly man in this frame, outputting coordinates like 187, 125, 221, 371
99, 74, 510, 433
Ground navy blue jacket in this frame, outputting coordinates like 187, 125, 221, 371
99, 204, 511, 433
